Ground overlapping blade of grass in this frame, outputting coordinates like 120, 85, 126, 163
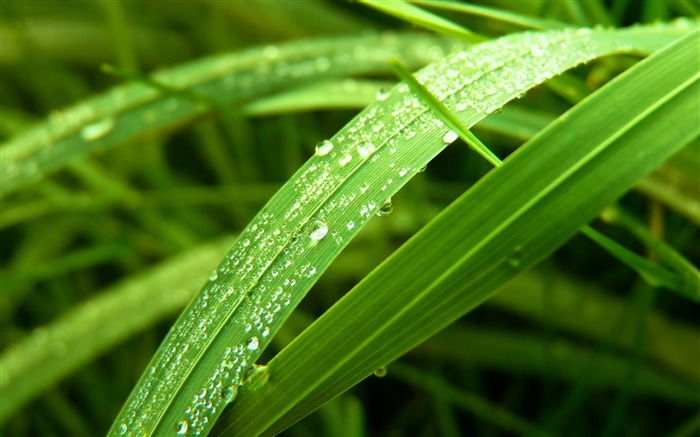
107, 21, 696, 437
0, 32, 456, 197
391, 58, 695, 298
0, 237, 234, 424
360, 0, 486, 42
221, 29, 699, 435
408, 0, 569, 30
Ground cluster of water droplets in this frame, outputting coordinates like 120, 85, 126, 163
110, 22, 700, 436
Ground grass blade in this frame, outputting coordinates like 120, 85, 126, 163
390, 57, 691, 298
220, 28, 699, 435
0, 33, 455, 197
360, 0, 486, 43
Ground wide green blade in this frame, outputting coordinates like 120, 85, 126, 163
220, 29, 699, 436
107, 20, 697, 437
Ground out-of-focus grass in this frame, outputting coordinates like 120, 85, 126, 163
1, 2, 698, 436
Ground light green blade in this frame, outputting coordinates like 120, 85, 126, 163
220, 29, 699, 436
0, 33, 455, 197
107, 21, 697, 437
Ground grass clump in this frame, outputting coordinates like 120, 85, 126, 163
1, 2, 698, 436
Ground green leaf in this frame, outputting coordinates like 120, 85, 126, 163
0, 33, 455, 197
360, 0, 486, 43
220, 28, 699, 435
107, 20, 697, 437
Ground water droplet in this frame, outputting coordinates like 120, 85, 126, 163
221, 385, 238, 403
357, 142, 376, 158
443, 130, 459, 144
508, 246, 522, 268
176, 419, 189, 435
455, 101, 468, 111
376, 198, 393, 217
244, 364, 270, 390
309, 220, 328, 241
117, 424, 128, 435
346, 221, 355, 230
339, 154, 352, 166
373, 366, 387, 377
80, 118, 115, 141
262, 45, 280, 60
209, 269, 218, 281
530, 46, 545, 57
315, 140, 334, 156
376, 86, 391, 101
418, 165, 427, 173
246, 336, 259, 351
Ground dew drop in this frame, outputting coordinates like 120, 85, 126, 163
262, 45, 280, 60
357, 142, 376, 158
376, 198, 393, 217
176, 419, 189, 435
315, 140, 334, 156
455, 101, 468, 111
376, 86, 391, 101
246, 336, 260, 351
443, 130, 459, 144
530, 46, 545, 57
508, 246, 522, 268
373, 366, 388, 377
117, 424, 128, 435
221, 385, 239, 403
309, 220, 329, 241
208, 269, 218, 281
80, 117, 116, 141
244, 364, 271, 390
346, 221, 355, 230
418, 165, 427, 173
339, 154, 352, 166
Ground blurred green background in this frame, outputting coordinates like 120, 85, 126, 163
1, 1, 698, 436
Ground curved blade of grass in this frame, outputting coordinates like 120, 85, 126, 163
391, 58, 693, 299
0, 32, 456, 197
107, 21, 697, 437
220, 29, 699, 435
360, 0, 486, 43
601, 204, 700, 298
408, 0, 569, 30
0, 236, 235, 424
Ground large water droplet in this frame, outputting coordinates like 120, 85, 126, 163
246, 336, 259, 351
376, 198, 393, 217
244, 364, 271, 390
315, 140, 334, 156
117, 424, 128, 435
376, 87, 391, 101
443, 130, 459, 144
176, 420, 189, 435
221, 385, 239, 403
357, 142, 376, 158
80, 118, 115, 141
373, 366, 388, 377
309, 220, 328, 241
